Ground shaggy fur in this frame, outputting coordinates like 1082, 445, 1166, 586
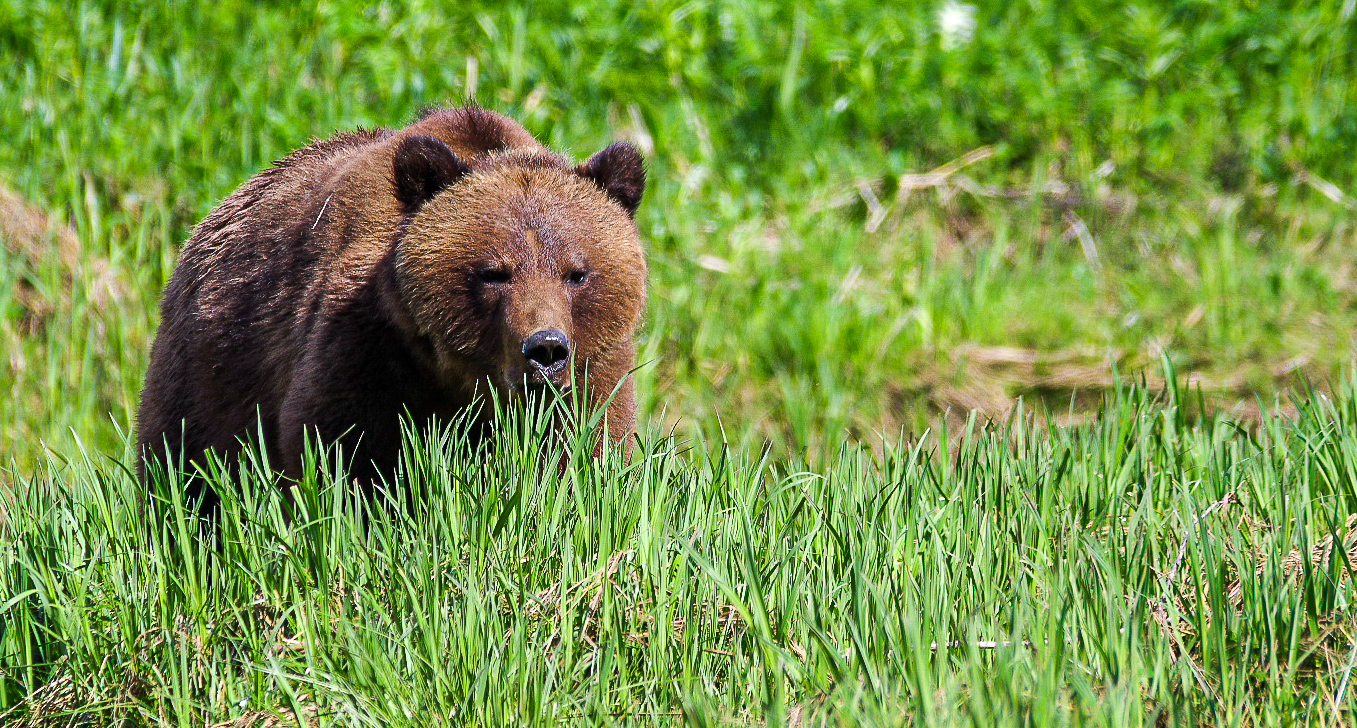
136, 107, 646, 508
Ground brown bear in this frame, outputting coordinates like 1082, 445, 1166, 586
136, 106, 646, 509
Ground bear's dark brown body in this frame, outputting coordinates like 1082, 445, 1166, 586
136, 107, 646, 505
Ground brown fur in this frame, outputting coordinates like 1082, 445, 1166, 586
136, 107, 646, 507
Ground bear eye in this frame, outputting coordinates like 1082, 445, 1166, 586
476, 267, 512, 285
565, 270, 588, 286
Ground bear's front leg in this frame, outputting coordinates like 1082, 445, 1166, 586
584, 341, 639, 456
277, 317, 420, 491
278, 378, 407, 492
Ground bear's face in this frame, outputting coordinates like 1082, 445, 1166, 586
393, 140, 646, 400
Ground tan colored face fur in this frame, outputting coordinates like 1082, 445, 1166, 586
396, 162, 646, 397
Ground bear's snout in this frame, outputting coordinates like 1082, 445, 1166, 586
522, 328, 571, 379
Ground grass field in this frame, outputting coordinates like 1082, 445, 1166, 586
3, 0, 1357, 724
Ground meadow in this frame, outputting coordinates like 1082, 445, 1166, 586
2, 0, 1357, 724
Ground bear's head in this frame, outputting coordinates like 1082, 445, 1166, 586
390, 134, 646, 401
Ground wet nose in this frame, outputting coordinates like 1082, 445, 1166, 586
522, 329, 571, 373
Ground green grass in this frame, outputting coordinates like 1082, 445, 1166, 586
4, 382, 1357, 725
3, 0, 1357, 724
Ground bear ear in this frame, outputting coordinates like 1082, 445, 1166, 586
392, 134, 471, 213
575, 142, 645, 217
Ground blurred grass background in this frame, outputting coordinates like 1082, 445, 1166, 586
3, 0, 1357, 463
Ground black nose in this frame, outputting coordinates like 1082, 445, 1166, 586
522, 329, 571, 373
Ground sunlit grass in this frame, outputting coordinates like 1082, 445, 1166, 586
4, 381, 1357, 725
